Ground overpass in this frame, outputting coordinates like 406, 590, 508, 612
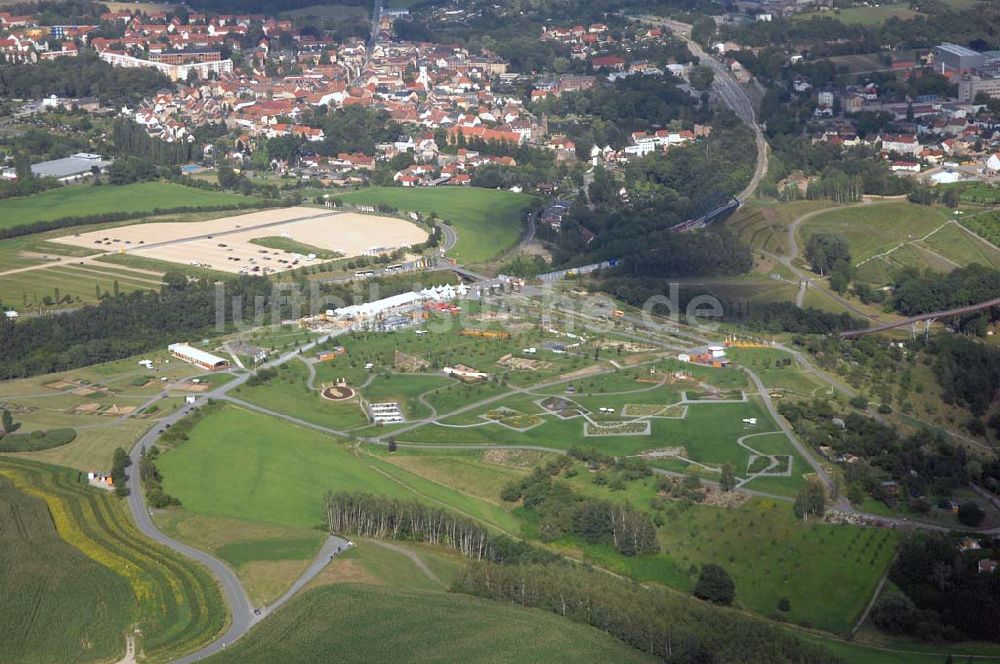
840, 296, 1000, 338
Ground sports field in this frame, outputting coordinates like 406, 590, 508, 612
336, 186, 536, 263
53, 207, 427, 275
202, 584, 656, 664
0, 182, 256, 229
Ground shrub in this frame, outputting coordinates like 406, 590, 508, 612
957, 501, 985, 527
693, 564, 735, 605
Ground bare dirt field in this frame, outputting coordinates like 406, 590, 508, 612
51, 207, 428, 275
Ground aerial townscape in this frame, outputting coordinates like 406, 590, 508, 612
3, 0, 1000, 662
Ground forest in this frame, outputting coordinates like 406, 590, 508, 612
453, 562, 841, 664
875, 533, 1000, 643
0, 52, 172, 105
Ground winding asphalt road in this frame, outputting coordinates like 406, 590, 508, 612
125, 333, 352, 663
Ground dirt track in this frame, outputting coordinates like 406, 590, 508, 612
51, 207, 428, 275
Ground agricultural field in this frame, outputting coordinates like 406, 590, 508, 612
156, 404, 521, 534
0, 182, 256, 229
0, 475, 135, 664
0, 458, 226, 661
202, 584, 656, 664
0, 262, 163, 310
336, 186, 537, 263
799, 202, 1000, 284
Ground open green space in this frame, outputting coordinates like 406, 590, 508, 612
360, 373, 454, 420
157, 405, 520, 534
232, 359, 369, 431
0, 475, 135, 664
0, 182, 257, 229
202, 584, 656, 664
249, 236, 341, 260
336, 186, 536, 263
801, 202, 947, 264
0, 458, 226, 661
153, 510, 326, 606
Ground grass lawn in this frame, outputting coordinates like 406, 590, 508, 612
202, 584, 656, 664
157, 405, 520, 534
727, 199, 838, 254
248, 236, 341, 260
231, 359, 369, 431
336, 186, 536, 263
0, 182, 257, 229
0, 475, 135, 664
360, 373, 455, 420
726, 348, 827, 396
154, 510, 326, 606
797, 203, 983, 284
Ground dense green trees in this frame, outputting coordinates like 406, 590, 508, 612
105, 156, 159, 185
0, 52, 171, 105
313, 107, 401, 156
0, 272, 281, 379
110, 446, 129, 497
804, 233, 850, 276
886, 533, 1000, 642
113, 121, 197, 166
930, 336, 1000, 417
891, 265, 1000, 317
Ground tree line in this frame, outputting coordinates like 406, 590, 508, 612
324, 491, 558, 564
0, 273, 279, 379
113, 121, 197, 166
453, 562, 841, 664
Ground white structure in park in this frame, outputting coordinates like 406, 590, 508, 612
369, 402, 404, 424
168, 343, 230, 370
326, 284, 467, 321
